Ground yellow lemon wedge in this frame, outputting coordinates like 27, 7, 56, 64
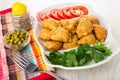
12, 2, 27, 15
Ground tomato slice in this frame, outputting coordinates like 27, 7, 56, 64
45, 12, 51, 19
49, 9, 61, 20
62, 7, 74, 18
37, 12, 48, 21
57, 9, 69, 19
69, 8, 82, 17
70, 6, 88, 17
37, 6, 88, 21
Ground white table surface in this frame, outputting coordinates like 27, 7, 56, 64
1, 0, 120, 80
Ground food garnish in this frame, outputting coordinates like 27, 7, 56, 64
37, 5, 88, 21
46, 41, 112, 67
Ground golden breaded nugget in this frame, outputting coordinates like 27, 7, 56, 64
93, 24, 107, 42
60, 19, 78, 34
62, 34, 78, 50
51, 27, 72, 42
80, 15, 99, 24
44, 41, 62, 51
77, 33, 96, 45
76, 19, 93, 38
41, 19, 59, 30
38, 28, 51, 40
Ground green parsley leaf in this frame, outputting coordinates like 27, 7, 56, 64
93, 50, 104, 63
46, 41, 112, 67
93, 41, 112, 56
79, 57, 86, 65
64, 50, 78, 67
46, 51, 65, 66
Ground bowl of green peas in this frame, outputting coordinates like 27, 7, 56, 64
3, 30, 30, 51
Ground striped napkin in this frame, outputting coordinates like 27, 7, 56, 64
0, 8, 55, 80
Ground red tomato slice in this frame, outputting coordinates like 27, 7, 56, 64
62, 7, 74, 18
57, 9, 69, 19
70, 6, 88, 17
38, 12, 48, 21
49, 9, 61, 20
45, 12, 51, 18
69, 8, 82, 17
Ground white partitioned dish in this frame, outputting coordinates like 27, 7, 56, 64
34, 3, 120, 70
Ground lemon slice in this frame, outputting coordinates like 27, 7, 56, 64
12, 2, 27, 15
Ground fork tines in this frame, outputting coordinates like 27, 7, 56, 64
8, 51, 38, 72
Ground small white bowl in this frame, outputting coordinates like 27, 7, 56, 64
34, 2, 120, 70
3, 30, 30, 51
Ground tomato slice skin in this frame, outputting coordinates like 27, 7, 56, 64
62, 7, 74, 18
69, 8, 81, 17
57, 9, 69, 19
70, 6, 88, 17
38, 12, 48, 21
49, 9, 61, 20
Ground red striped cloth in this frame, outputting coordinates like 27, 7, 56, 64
0, 8, 56, 80
0, 10, 10, 80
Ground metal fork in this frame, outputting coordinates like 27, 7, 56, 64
7, 51, 64, 80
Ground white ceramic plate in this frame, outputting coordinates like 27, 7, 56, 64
34, 3, 120, 70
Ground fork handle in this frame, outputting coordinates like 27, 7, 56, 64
43, 70, 65, 80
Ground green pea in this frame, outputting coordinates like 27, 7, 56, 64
18, 34, 22, 38
14, 35, 18, 38
25, 34, 28, 38
16, 32, 20, 35
24, 31, 27, 34
22, 40, 25, 43
21, 34, 24, 37
11, 36, 14, 39
9, 43, 12, 45
21, 32, 25, 35
7, 34, 11, 37
4, 39, 9, 44
6, 36, 10, 40
13, 34, 16, 37
16, 38, 20, 42
21, 38, 24, 41
25, 37, 28, 40
12, 38, 15, 41
18, 41, 22, 45
9, 39, 13, 43
14, 41, 17, 44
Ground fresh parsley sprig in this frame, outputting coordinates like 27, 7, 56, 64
46, 41, 112, 67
